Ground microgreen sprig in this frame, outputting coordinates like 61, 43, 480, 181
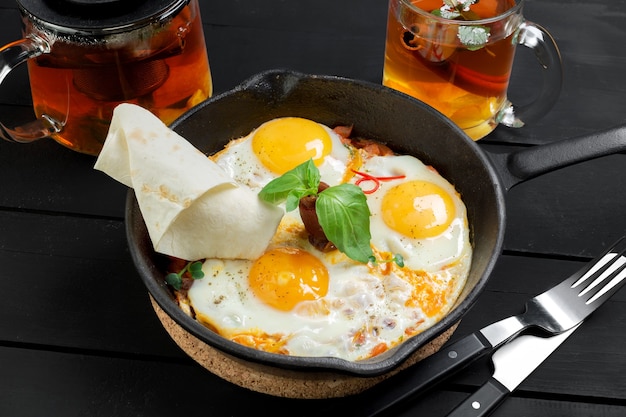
166, 261, 205, 290
369, 253, 405, 268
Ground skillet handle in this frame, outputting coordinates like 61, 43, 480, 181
489, 123, 626, 190
353, 332, 493, 417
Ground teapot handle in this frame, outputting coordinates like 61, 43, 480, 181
0, 34, 62, 143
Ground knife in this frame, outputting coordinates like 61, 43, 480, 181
445, 323, 580, 417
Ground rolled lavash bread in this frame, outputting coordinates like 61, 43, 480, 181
94, 103, 284, 261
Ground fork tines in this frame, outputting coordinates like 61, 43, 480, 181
571, 237, 626, 304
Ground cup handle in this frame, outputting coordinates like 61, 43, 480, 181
497, 21, 563, 128
0, 34, 62, 143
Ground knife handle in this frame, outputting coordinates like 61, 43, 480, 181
359, 332, 493, 417
446, 378, 510, 417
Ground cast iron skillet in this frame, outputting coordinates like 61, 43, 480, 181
126, 69, 626, 376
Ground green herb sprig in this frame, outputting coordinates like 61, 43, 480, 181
436, 0, 481, 20
259, 159, 404, 268
369, 253, 405, 268
432, 0, 491, 51
259, 159, 374, 264
166, 261, 205, 290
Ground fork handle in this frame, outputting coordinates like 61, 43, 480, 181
357, 332, 493, 417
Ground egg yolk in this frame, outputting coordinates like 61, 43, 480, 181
249, 247, 329, 311
251, 117, 333, 174
381, 180, 455, 239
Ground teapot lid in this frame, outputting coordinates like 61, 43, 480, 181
17, 0, 189, 35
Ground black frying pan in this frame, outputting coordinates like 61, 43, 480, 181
126, 69, 626, 376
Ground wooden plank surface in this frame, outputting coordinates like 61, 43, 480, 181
2, 343, 625, 417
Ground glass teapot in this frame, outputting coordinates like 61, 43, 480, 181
0, 0, 212, 155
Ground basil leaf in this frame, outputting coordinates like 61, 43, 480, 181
303, 158, 321, 187
316, 184, 373, 263
259, 159, 320, 211
285, 191, 304, 212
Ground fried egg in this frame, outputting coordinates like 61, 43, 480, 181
356, 154, 471, 272
213, 117, 358, 190
182, 118, 472, 361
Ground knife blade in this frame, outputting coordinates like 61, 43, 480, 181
445, 323, 580, 417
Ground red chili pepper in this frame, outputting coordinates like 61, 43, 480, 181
352, 170, 406, 194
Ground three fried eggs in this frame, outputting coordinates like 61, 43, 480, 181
184, 117, 472, 361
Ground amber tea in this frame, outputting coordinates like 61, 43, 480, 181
25, 0, 212, 155
384, 0, 519, 139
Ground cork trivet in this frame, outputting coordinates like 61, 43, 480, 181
150, 296, 458, 399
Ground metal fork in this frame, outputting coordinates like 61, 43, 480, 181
356, 237, 626, 417
480, 237, 626, 346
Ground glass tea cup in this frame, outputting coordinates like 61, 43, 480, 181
0, 0, 212, 155
383, 0, 562, 140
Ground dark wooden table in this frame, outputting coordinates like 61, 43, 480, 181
1, 1, 625, 416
